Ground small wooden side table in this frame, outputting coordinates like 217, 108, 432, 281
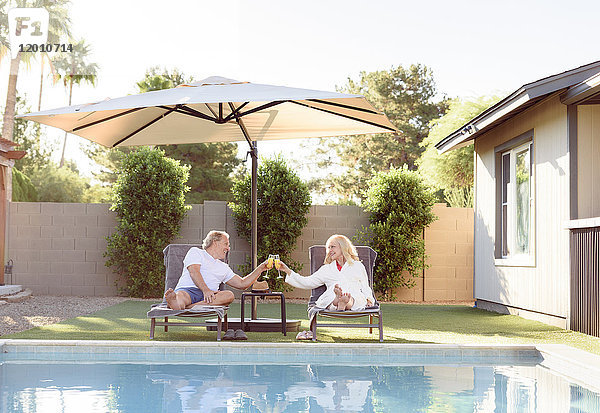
240, 291, 287, 335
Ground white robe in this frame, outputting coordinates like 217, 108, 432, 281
285, 260, 375, 310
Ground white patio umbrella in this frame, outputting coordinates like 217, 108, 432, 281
18, 76, 397, 267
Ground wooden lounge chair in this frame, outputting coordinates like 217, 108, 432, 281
308, 245, 383, 342
147, 244, 229, 340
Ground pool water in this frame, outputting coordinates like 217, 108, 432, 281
2, 361, 600, 412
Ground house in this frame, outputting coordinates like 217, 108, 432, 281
436, 61, 600, 335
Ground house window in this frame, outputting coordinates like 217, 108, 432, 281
495, 131, 534, 263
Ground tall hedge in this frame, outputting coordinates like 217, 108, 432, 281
229, 156, 311, 291
105, 147, 190, 297
359, 167, 437, 299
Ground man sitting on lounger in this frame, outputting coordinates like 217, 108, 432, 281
164, 230, 267, 310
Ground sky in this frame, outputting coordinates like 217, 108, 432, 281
2, 0, 600, 178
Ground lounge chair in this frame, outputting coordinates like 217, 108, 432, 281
147, 244, 229, 340
308, 245, 383, 342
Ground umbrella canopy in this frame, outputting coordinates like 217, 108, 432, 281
19, 76, 397, 147
18, 76, 398, 267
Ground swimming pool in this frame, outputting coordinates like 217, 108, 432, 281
2, 340, 600, 412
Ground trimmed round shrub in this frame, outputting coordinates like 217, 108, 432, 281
359, 166, 437, 299
105, 147, 190, 297
229, 156, 311, 291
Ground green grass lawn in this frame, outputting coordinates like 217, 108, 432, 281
4, 301, 600, 355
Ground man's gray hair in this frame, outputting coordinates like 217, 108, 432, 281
202, 230, 229, 249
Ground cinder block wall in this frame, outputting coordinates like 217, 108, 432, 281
392, 204, 474, 301
285, 205, 371, 299
7, 202, 118, 296
6, 201, 370, 297
7, 201, 473, 301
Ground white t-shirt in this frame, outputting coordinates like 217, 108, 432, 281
175, 247, 235, 291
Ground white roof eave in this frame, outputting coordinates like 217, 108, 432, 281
436, 60, 600, 153
436, 90, 531, 154
561, 72, 600, 105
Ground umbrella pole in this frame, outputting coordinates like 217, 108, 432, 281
229, 102, 258, 270
251, 141, 258, 269
250, 141, 259, 322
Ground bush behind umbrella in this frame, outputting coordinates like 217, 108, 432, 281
105, 147, 190, 298
229, 156, 311, 291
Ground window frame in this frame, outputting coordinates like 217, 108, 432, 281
494, 130, 536, 267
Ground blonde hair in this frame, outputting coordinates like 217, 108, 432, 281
324, 234, 359, 264
202, 230, 229, 249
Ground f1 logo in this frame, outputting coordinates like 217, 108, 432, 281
8, 8, 49, 59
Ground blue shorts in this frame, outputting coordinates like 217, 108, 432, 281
175, 287, 205, 304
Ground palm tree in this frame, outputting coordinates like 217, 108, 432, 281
0, 0, 71, 142
37, 52, 58, 110
52, 38, 98, 167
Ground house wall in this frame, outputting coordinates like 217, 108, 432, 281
474, 94, 570, 321
577, 105, 600, 218
6, 201, 473, 302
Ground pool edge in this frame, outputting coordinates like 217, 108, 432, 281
2, 340, 599, 391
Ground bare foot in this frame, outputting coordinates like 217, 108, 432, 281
164, 288, 182, 310
337, 292, 351, 311
334, 284, 343, 299
331, 284, 343, 309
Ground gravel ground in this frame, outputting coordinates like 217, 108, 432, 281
0, 296, 129, 336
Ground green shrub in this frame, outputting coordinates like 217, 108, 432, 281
105, 147, 190, 298
12, 168, 37, 201
229, 156, 311, 291
358, 166, 437, 299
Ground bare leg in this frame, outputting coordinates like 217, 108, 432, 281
337, 292, 354, 311
186, 290, 235, 308
164, 288, 191, 310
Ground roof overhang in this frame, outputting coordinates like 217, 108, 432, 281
560, 71, 600, 105
436, 60, 600, 153
1, 150, 26, 160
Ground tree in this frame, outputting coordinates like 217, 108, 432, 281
136, 66, 192, 93
310, 64, 448, 202
36, 52, 55, 110
229, 156, 311, 291
135, 66, 242, 203
358, 167, 437, 299
12, 94, 107, 203
163, 143, 241, 203
27, 163, 89, 202
105, 147, 190, 297
417, 96, 500, 207
12, 94, 56, 174
82, 143, 129, 186
0, 0, 71, 142
21, 159, 109, 203
53, 38, 99, 167
12, 168, 37, 201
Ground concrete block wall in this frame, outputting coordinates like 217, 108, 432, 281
169, 201, 250, 275
286, 205, 371, 299
7, 202, 118, 296
393, 204, 474, 302
7, 201, 473, 301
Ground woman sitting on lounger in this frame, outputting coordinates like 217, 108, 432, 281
279, 234, 375, 311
